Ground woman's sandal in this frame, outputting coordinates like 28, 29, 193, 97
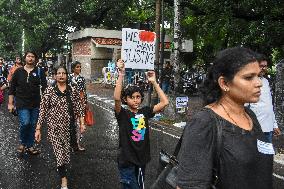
78, 146, 85, 151
26, 147, 40, 155
17, 145, 25, 153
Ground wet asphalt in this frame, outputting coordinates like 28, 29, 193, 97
0, 95, 180, 189
1, 92, 284, 189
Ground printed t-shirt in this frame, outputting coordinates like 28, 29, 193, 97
115, 106, 155, 166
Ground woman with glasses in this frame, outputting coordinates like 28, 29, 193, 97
35, 66, 86, 189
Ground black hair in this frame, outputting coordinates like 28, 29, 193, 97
23, 51, 38, 61
15, 55, 23, 65
201, 46, 258, 105
255, 53, 268, 62
71, 61, 81, 73
121, 85, 144, 105
53, 65, 69, 85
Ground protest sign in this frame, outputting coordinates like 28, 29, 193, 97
121, 28, 156, 70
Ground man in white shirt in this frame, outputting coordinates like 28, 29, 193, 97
249, 55, 281, 143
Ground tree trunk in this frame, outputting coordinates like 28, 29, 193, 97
147, 0, 161, 106
275, 60, 284, 130
173, 0, 181, 94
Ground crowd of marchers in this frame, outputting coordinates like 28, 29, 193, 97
0, 46, 281, 189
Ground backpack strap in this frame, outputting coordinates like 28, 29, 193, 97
37, 67, 42, 85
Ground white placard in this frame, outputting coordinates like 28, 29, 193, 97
176, 96, 189, 108
121, 28, 156, 70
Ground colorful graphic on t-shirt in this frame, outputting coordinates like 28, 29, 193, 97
130, 114, 146, 141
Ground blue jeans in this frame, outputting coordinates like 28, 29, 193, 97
162, 82, 170, 94
17, 108, 39, 148
264, 131, 273, 143
118, 164, 146, 189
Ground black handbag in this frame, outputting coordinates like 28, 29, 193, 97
150, 136, 182, 189
151, 115, 223, 189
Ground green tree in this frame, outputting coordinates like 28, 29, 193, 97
181, 0, 284, 66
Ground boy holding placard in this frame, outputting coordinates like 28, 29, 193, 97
114, 59, 169, 189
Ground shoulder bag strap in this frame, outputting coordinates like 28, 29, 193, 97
173, 134, 183, 157
37, 67, 42, 95
216, 120, 223, 168
37, 67, 41, 85
211, 111, 223, 188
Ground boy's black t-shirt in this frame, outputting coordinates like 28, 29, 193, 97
115, 106, 155, 166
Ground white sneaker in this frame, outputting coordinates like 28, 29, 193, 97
61, 187, 68, 189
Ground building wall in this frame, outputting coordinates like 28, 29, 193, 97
72, 38, 118, 80
72, 38, 92, 80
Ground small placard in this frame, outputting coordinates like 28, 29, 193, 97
176, 96, 189, 108
176, 96, 189, 113
257, 139, 275, 155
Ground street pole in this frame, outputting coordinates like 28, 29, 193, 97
173, 0, 181, 94
21, 28, 25, 55
147, 0, 161, 107
160, 0, 165, 82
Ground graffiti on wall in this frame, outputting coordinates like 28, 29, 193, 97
94, 38, 122, 46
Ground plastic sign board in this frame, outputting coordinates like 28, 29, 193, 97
121, 28, 156, 70
176, 96, 189, 108
176, 96, 189, 113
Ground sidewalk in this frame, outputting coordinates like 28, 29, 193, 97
86, 82, 284, 164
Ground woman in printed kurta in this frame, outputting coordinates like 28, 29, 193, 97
69, 61, 87, 109
35, 66, 86, 189
69, 61, 87, 151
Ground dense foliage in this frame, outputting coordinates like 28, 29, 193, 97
0, 0, 283, 66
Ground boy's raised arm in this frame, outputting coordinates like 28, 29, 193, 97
114, 59, 125, 113
147, 71, 169, 113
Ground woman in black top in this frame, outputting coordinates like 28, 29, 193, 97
177, 47, 273, 189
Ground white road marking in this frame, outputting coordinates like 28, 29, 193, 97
273, 173, 284, 181
104, 100, 114, 103
274, 154, 284, 165
151, 127, 180, 139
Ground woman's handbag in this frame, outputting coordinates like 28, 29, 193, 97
85, 103, 95, 126
151, 116, 223, 189
150, 136, 182, 189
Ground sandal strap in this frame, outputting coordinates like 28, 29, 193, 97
27, 147, 40, 154
17, 145, 25, 153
